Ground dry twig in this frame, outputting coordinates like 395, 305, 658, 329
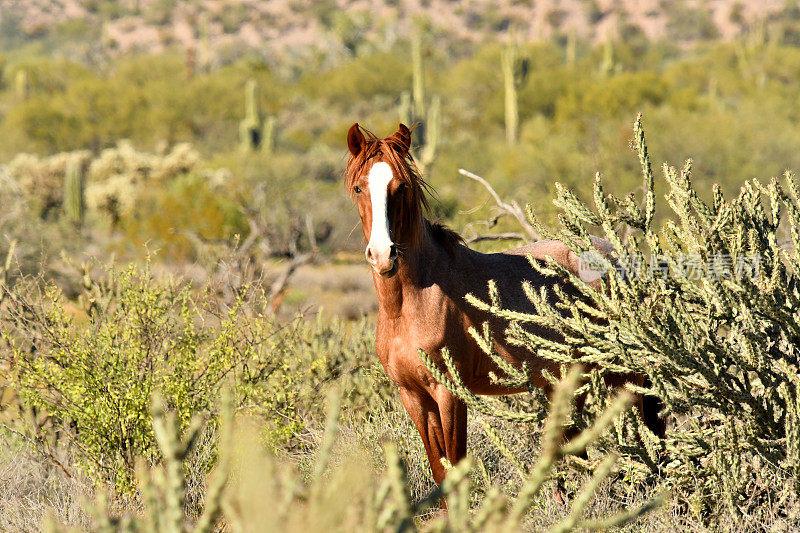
458, 168, 540, 242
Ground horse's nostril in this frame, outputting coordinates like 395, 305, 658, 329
389, 245, 398, 260
365, 248, 374, 262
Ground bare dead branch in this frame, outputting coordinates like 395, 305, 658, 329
458, 168, 540, 242
0, 421, 74, 479
238, 217, 264, 257
465, 232, 527, 244
269, 253, 313, 314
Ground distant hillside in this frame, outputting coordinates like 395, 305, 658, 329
2, 0, 800, 66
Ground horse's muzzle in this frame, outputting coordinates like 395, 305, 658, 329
366, 244, 398, 277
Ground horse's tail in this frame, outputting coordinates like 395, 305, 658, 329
641, 376, 667, 438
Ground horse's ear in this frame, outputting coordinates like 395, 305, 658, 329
390, 123, 412, 157
347, 123, 365, 157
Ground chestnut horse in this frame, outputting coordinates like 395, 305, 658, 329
345, 123, 656, 487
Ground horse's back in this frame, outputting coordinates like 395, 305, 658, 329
502, 236, 615, 289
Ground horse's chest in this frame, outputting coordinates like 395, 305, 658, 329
376, 316, 454, 389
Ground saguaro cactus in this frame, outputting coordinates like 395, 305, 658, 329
411, 27, 425, 122
15, 69, 28, 100
398, 90, 412, 127
600, 35, 615, 76
566, 29, 577, 66
405, 21, 444, 171
261, 114, 276, 156
63, 156, 84, 226
420, 95, 441, 172
501, 43, 528, 145
197, 12, 212, 73
239, 79, 262, 152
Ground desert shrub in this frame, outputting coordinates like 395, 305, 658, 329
236, 313, 390, 449
299, 52, 412, 107
667, 5, 720, 42
445, 114, 800, 521
554, 71, 668, 122
1, 262, 249, 492
0, 262, 281, 492
121, 172, 246, 260
0, 257, 391, 494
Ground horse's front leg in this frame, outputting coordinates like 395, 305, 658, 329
398, 386, 448, 484
398, 386, 468, 482
432, 386, 467, 469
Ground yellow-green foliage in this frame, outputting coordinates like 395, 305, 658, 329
1, 262, 244, 492
0, 259, 385, 494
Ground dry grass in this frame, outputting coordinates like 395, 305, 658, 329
269, 261, 377, 320
0, 435, 91, 532
1, 408, 799, 531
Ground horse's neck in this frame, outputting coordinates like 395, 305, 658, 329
372, 226, 453, 319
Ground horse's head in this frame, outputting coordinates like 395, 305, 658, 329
345, 123, 428, 277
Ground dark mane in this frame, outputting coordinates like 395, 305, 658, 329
426, 219, 465, 256
345, 125, 464, 254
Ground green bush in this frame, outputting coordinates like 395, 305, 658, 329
0, 262, 284, 492
0, 257, 390, 494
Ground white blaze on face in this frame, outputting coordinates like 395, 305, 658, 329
367, 161, 394, 258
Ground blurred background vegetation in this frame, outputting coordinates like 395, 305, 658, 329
3, 0, 800, 530
3, 1, 800, 314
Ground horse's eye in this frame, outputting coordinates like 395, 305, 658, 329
354, 185, 362, 194
397, 183, 406, 193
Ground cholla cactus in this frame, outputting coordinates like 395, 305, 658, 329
85, 174, 137, 225
8, 150, 91, 217
58, 379, 658, 532
153, 142, 201, 180
89, 140, 158, 181
461, 113, 800, 515
10, 140, 201, 225
88, 140, 199, 183
414, 356, 664, 531
85, 140, 201, 224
